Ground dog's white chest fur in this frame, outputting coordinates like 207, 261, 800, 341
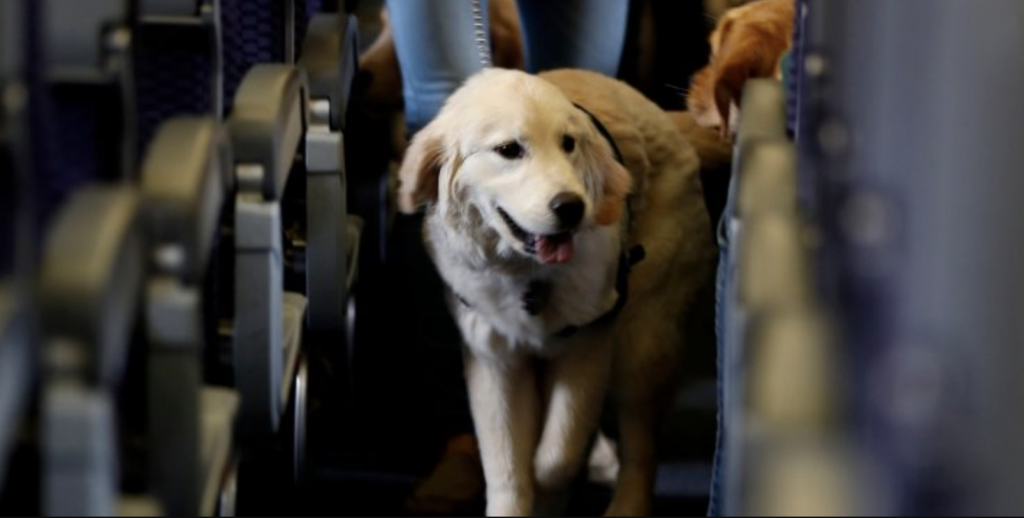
427, 219, 621, 358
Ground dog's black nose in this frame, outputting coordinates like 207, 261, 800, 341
550, 192, 585, 229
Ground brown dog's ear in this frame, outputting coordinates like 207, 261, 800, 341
397, 127, 446, 214
710, 16, 736, 57
706, 0, 795, 136
713, 29, 781, 136
713, 63, 744, 138
594, 150, 634, 227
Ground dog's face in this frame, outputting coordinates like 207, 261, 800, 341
397, 69, 631, 265
688, 0, 795, 138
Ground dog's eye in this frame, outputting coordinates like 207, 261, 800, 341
562, 135, 576, 153
495, 141, 525, 160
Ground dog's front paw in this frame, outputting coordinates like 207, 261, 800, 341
534, 453, 579, 492
486, 487, 533, 517
587, 433, 620, 488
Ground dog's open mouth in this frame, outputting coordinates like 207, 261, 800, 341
497, 207, 575, 264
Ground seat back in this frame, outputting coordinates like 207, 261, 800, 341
141, 116, 234, 516
811, 2, 1024, 515
39, 186, 144, 516
135, 0, 224, 149
220, 0, 296, 110
39, 0, 135, 223
747, 1, 1024, 515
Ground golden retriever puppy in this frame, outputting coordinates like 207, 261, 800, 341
397, 68, 716, 516
688, 0, 794, 138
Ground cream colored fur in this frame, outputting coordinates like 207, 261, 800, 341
397, 68, 716, 516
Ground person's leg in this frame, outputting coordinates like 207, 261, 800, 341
515, 0, 629, 76
708, 166, 739, 516
386, 0, 491, 134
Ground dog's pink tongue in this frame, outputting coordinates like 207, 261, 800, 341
537, 234, 574, 264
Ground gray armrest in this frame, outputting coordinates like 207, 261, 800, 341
299, 13, 359, 131
299, 15, 359, 333
228, 65, 308, 202
737, 140, 798, 219
40, 186, 143, 384
142, 117, 232, 284
230, 65, 309, 435
234, 195, 285, 434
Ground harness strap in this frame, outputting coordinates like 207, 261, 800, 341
556, 244, 645, 338
573, 102, 626, 166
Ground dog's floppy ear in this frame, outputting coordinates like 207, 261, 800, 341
397, 126, 446, 213
591, 144, 634, 227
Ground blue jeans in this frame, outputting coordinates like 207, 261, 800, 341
386, 0, 630, 133
709, 166, 739, 516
